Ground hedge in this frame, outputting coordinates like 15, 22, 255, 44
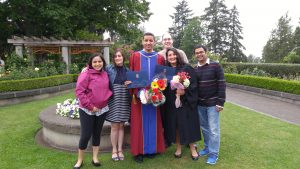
225, 73, 300, 95
1, 73, 300, 95
222, 62, 300, 78
0, 74, 78, 92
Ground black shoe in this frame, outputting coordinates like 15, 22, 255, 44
145, 154, 156, 159
174, 153, 182, 158
134, 155, 143, 163
191, 154, 199, 161
73, 162, 83, 169
91, 160, 101, 167
165, 141, 171, 148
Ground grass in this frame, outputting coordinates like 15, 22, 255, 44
0, 91, 299, 169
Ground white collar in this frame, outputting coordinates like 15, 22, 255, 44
197, 58, 210, 67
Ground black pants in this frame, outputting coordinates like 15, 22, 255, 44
78, 109, 106, 150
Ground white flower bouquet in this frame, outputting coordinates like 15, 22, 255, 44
56, 98, 80, 119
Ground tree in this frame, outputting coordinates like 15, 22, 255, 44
262, 13, 294, 63
201, 0, 230, 55
180, 17, 204, 61
0, 0, 151, 57
168, 0, 193, 48
0, 2, 13, 58
293, 20, 300, 56
247, 54, 260, 63
283, 51, 300, 63
225, 5, 246, 62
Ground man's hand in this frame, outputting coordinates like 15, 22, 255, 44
216, 105, 223, 112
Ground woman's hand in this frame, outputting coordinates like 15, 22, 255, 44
91, 107, 99, 113
176, 89, 185, 96
81, 67, 88, 73
124, 80, 132, 86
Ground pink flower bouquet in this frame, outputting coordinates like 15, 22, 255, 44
170, 72, 190, 108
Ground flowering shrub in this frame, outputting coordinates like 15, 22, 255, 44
56, 98, 80, 119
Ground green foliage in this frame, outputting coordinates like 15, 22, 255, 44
1, 0, 151, 58
201, 0, 230, 55
247, 54, 261, 63
112, 26, 144, 56
225, 73, 300, 94
223, 63, 238, 74
5, 52, 29, 70
225, 5, 246, 62
0, 2, 13, 58
222, 62, 300, 80
208, 52, 227, 63
283, 51, 300, 63
1, 67, 40, 80
74, 30, 103, 41
293, 26, 300, 56
181, 17, 204, 60
1, 58, 67, 80
0, 74, 77, 92
262, 13, 294, 63
70, 63, 81, 74
169, 0, 193, 48
240, 68, 270, 77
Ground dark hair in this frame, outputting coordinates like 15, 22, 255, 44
88, 53, 106, 70
166, 48, 185, 67
143, 32, 155, 41
112, 49, 125, 66
194, 45, 208, 53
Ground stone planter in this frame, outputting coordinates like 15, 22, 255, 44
38, 105, 130, 152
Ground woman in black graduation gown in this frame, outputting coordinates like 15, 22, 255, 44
164, 48, 201, 160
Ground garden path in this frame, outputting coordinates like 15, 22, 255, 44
227, 87, 300, 126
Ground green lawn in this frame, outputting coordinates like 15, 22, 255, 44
0, 91, 299, 169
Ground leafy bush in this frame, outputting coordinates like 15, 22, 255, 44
0, 74, 78, 92
70, 63, 81, 74
5, 53, 29, 71
240, 68, 270, 77
283, 51, 300, 63
225, 73, 300, 95
1, 60, 68, 81
223, 64, 238, 74
222, 62, 300, 80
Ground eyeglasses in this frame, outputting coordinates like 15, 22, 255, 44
195, 51, 205, 55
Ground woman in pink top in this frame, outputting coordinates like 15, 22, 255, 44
73, 53, 112, 169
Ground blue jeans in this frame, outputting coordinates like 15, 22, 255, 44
198, 106, 220, 156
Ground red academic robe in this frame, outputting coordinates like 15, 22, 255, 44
129, 50, 165, 155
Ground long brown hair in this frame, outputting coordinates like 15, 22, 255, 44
166, 48, 185, 67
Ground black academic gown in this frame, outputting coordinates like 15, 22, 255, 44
163, 64, 201, 145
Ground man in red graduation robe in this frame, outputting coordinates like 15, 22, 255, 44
129, 32, 165, 163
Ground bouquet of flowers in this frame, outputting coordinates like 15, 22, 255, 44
56, 98, 80, 119
139, 75, 167, 107
170, 72, 191, 108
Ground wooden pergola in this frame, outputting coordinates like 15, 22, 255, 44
7, 36, 114, 73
